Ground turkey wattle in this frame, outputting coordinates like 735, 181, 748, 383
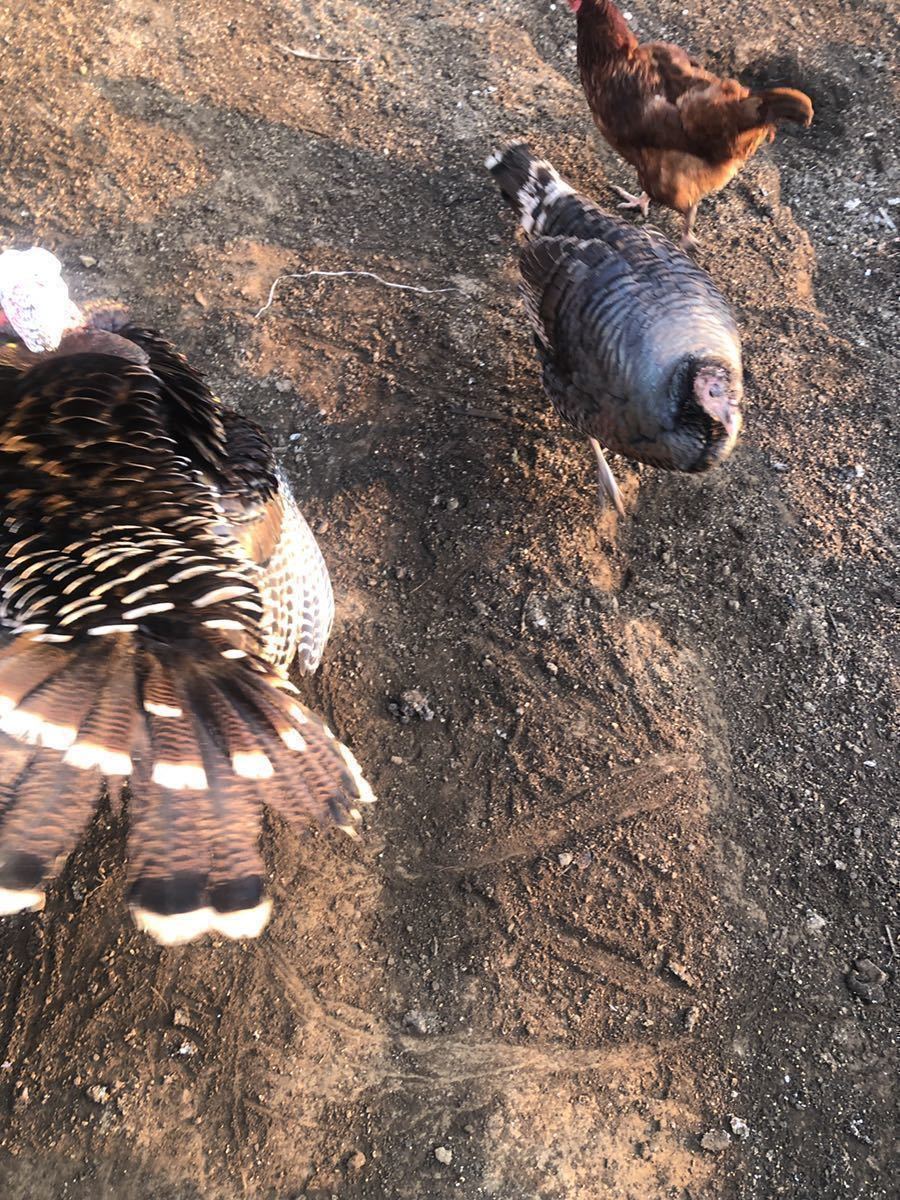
487, 144, 744, 515
0, 249, 372, 944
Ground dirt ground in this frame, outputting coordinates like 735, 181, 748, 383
0, 0, 897, 1197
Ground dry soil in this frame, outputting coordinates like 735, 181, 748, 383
0, 1, 897, 1198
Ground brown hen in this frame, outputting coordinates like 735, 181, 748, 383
567, 0, 813, 247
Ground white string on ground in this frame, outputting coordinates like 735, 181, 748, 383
274, 43, 360, 63
254, 271, 463, 319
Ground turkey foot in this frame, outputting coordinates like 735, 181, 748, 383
590, 438, 626, 517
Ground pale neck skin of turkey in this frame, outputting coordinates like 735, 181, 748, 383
0, 301, 147, 370
621, 313, 743, 423
569, 348, 742, 470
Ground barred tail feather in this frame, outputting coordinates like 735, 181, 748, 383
486, 143, 574, 236
0, 750, 102, 915
0, 632, 373, 943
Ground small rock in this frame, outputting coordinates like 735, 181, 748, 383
805, 912, 827, 934
434, 1146, 453, 1165
390, 755, 404, 766
177, 1040, 199, 1057
87, 1085, 110, 1105
403, 1009, 435, 1035
684, 1006, 700, 1032
173, 1009, 190, 1027
389, 689, 434, 723
275, 379, 292, 393
523, 592, 550, 631
575, 849, 593, 870
445, 497, 460, 511
848, 1117, 874, 1147
701, 1130, 731, 1153
193, 291, 208, 308
729, 1116, 750, 1139
346, 1150, 366, 1171
667, 960, 696, 988
79, 254, 97, 269
845, 958, 888, 1004
557, 852, 574, 868
545, 661, 559, 676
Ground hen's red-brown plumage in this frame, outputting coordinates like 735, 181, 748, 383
567, 0, 813, 245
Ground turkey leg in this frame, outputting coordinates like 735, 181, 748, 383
590, 438, 626, 517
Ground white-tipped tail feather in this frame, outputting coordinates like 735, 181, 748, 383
130, 905, 216, 946
210, 899, 273, 940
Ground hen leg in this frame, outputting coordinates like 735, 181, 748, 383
680, 204, 700, 252
589, 438, 626, 517
611, 186, 650, 220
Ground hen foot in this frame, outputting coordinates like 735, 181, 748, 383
611, 187, 650, 219
680, 204, 700, 253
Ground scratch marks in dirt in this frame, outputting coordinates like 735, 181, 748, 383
263, 948, 668, 1094
394, 750, 704, 880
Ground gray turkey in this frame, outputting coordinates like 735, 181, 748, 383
0, 247, 372, 944
487, 145, 743, 515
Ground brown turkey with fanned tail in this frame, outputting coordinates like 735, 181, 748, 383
0, 274, 371, 944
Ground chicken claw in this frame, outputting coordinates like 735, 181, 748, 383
611, 186, 650, 219
680, 204, 700, 253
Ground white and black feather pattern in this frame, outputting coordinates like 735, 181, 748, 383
0, 317, 372, 943
265, 475, 334, 674
231, 469, 334, 676
209, 407, 335, 676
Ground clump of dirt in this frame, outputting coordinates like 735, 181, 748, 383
0, 2, 897, 1198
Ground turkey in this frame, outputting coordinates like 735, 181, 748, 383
0, 247, 372, 944
486, 145, 743, 514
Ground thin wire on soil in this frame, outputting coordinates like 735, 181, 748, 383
254, 270, 463, 319
273, 43, 361, 64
